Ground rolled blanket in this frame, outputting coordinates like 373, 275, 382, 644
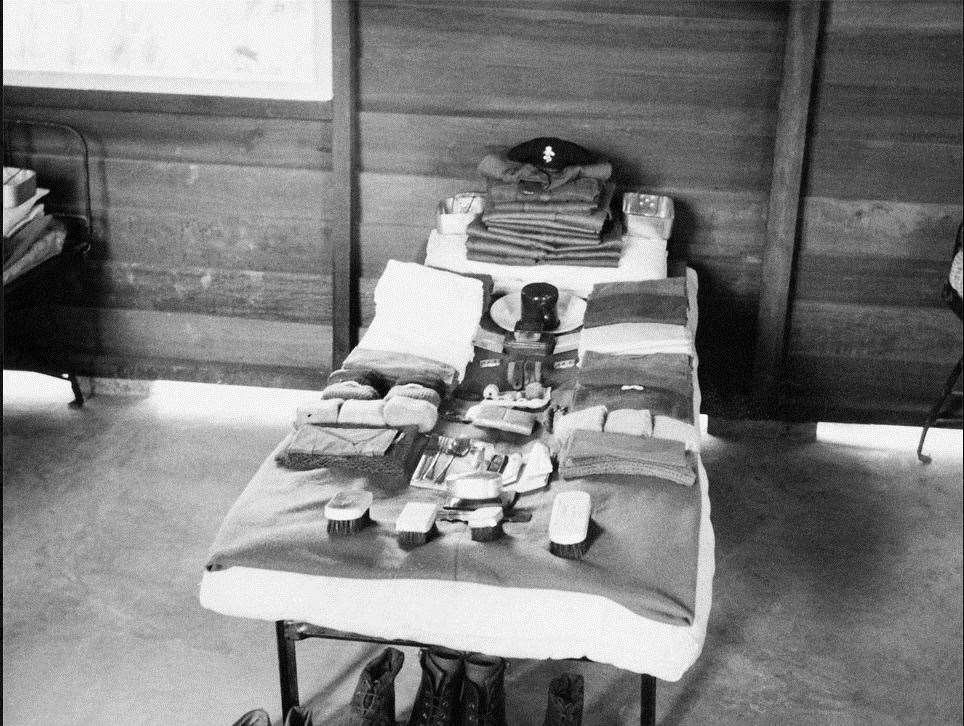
321, 380, 382, 401
337, 399, 388, 427
294, 399, 343, 427
383, 396, 438, 433
553, 405, 607, 444
385, 383, 442, 407
559, 430, 696, 487
604, 409, 654, 437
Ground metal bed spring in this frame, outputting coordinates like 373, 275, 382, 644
275, 620, 658, 725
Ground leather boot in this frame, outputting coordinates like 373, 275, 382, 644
458, 653, 507, 726
542, 673, 584, 726
347, 647, 405, 726
407, 647, 464, 726
231, 709, 271, 726
284, 706, 317, 726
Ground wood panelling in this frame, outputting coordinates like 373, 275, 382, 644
791, 0, 963, 422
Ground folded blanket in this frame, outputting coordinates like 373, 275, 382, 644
358, 261, 483, 381
343, 348, 459, 393
578, 352, 692, 396
559, 430, 696, 486
604, 409, 654, 437
275, 425, 423, 475
583, 277, 688, 329
573, 384, 694, 423
425, 229, 668, 298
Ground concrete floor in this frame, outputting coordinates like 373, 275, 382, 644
2, 372, 962, 726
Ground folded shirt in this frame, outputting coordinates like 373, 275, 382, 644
486, 199, 598, 214
482, 183, 615, 235
559, 430, 696, 486
583, 277, 688, 328
487, 176, 603, 204
578, 352, 693, 396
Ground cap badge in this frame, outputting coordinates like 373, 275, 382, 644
542, 145, 555, 164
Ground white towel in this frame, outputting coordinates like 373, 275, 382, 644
358, 260, 483, 381
577, 323, 696, 361
425, 230, 668, 297
652, 415, 700, 452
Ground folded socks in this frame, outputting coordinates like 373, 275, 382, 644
382, 396, 438, 433
322, 380, 382, 401
385, 383, 442, 407
337, 399, 388, 427
553, 405, 607, 444
604, 408, 654, 437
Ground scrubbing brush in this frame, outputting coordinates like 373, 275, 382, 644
396, 501, 439, 548
325, 490, 374, 536
548, 491, 591, 559
468, 505, 505, 542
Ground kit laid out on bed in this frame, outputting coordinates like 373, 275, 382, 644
203, 138, 713, 726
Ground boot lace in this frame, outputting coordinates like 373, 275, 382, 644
418, 694, 454, 725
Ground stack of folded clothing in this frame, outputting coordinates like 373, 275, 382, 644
553, 274, 701, 468
558, 430, 696, 487
275, 424, 424, 475
466, 138, 622, 267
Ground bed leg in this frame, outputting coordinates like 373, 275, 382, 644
67, 373, 85, 408
640, 673, 656, 726
276, 620, 300, 719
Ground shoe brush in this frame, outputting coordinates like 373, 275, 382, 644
395, 501, 439, 549
325, 489, 374, 536
548, 491, 591, 559
468, 505, 505, 542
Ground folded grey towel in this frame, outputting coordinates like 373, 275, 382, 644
559, 430, 696, 486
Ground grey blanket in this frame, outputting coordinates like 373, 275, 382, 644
205, 429, 702, 626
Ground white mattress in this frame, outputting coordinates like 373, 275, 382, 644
199, 268, 713, 681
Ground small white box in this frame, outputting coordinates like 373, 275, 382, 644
3, 167, 37, 209
622, 192, 674, 240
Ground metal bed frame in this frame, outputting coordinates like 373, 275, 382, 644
2, 118, 92, 407
274, 620, 658, 725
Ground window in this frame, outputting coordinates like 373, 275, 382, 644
2, 0, 332, 100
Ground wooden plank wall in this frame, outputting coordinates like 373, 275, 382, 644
3, 0, 962, 425
2, 90, 336, 388
786, 0, 964, 423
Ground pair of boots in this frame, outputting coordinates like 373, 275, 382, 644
407, 647, 506, 726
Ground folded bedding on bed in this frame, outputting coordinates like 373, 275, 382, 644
559, 430, 697, 487
206, 434, 702, 626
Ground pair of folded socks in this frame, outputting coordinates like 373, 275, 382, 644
558, 430, 696, 486
296, 396, 439, 433
572, 384, 694, 423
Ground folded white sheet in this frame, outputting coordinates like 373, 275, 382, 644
358, 260, 483, 381
425, 230, 667, 297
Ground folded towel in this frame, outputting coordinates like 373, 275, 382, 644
337, 399, 387, 427
321, 380, 382, 401
652, 415, 701, 452
578, 323, 696, 360
294, 399, 343, 427
382, 396, 438, 433
553, 405, 607, 444
275, 425, 424, 475
358, 261, 483, 381
604, 409, 654, 437
559, 430, 696, 486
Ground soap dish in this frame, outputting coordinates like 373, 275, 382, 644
437, 192, 485, 234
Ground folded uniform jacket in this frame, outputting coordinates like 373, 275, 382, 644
583, 277, 688, 328
559, 430, 696, 487
275, 425, 423, 475
573, 384, 694, 423
482, 183, 615, 236
478, 152, 611, 191
578, 352, 693, 396
487, 177, 603, 204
